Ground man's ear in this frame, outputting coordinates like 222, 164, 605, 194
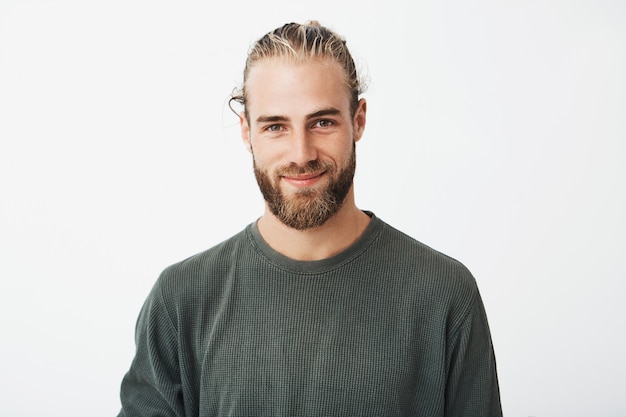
240, 112, 252, 153
353, 98, 367, 142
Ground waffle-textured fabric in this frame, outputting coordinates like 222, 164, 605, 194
118, 213, 502, 416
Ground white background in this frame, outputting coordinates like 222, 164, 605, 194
1, 0, 624, 416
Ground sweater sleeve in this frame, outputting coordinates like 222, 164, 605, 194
118, 278, 185, 417
444, 289, 502, 417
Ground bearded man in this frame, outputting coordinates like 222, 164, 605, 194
117, 21, 502, 417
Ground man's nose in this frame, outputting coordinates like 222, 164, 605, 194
289, 130, 318, 166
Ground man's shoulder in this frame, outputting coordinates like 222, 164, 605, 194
378, 220, 470, 273
154, 225, 252, 290
375, 218, 478, 296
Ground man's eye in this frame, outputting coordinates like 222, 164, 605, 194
266, 124, 283, 132
314, 119, 334, 128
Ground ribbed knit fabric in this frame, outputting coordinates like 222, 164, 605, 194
118, 213, 502, 417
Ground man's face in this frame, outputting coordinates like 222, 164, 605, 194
241, 57, 366, 230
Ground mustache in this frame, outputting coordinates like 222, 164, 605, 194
277, 160, 334, 177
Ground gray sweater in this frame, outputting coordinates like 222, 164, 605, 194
119, 213, 502, 416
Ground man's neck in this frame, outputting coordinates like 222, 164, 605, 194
256, 194, 371, 261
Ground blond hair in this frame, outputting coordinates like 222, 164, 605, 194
231, 21, 365, 119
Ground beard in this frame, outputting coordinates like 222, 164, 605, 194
253, 144, 356, 231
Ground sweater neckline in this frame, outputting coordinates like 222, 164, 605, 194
246, 211, 383, 275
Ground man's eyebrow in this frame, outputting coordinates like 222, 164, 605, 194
256, 115, 289, 124
307, 108, 341, 119
255, 108, 342, 124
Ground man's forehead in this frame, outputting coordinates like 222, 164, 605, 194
245, 57, 351, 120
245, 56, 347, 91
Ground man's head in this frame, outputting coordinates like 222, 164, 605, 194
234, 21, 367, 230
233, 21, 365, 123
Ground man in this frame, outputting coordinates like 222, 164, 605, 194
118, 21, 502, 416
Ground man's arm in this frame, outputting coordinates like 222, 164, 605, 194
118, 282, 185, 417
445, 290, 503, 417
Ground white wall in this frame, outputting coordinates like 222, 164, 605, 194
1, 1, 624, 416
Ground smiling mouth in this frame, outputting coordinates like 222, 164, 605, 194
281, 171, 326, 187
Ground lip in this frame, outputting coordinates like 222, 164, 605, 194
281, 171, 326, 188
